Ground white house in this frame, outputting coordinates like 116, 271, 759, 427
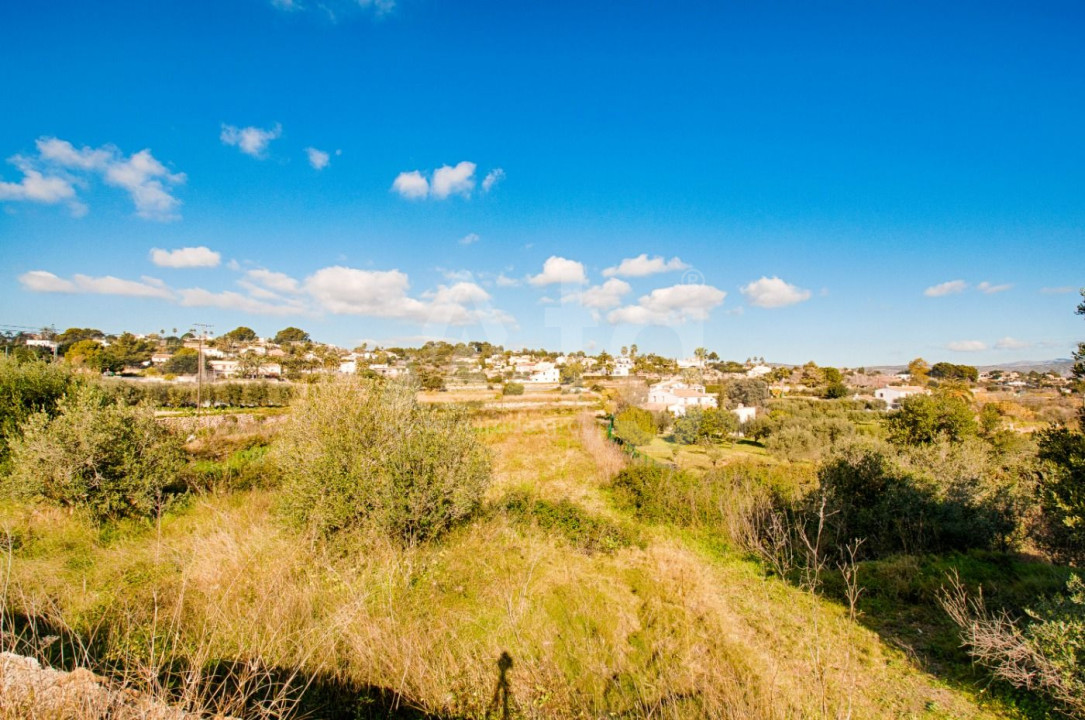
528, 366, 560, 383
612, 357, 634, 377
733, 404, 757, 423
875, 386, 927, 409
644, 378, 718, 416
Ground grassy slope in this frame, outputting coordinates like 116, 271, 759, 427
0, 407, 1037, 719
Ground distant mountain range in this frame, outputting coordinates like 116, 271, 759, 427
864, 359, 1074, 376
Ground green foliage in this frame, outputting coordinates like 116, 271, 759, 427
6, 385, 185, 521
418, 368, 447, 391
501, 490, 638, 554
104, 332, 156, 370
823, 381, 848, 399
930, 362, 979, 383
277, 379, 491, 543
611, 460, 806, 536
0, 356, 79, 469
673, 408, 738, 445
1035, 426, 1085, 566
886, 392, 977, 445
273, 326, 310, 344
815, 441, 1024, 559
162, 348, 210, 375
727, 378, 770, 408
1017, 575, 1085, 712
502, 381, 525, 396
187, 444, 274, 493
612, 406, 655, 447
64, 339, 108, 371
222, 326, 258, 343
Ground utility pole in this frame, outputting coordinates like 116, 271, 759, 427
192, 323, 213, 418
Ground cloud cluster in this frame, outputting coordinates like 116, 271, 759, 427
19, 271, 174, 299
220, 123, 282, 158
0, 137, 185, 220
568, 278, 631, 310
602, 254, 688, 278
607, 284, 726, 325
150, 246, 221, 268
946, 340, 987, 352
740, 276, 811, 308
20, 251, 514, 329
528, 256, 588, 286
924, 280, 968, 297
925, 279, 1014, 297
391, 162, 503, 200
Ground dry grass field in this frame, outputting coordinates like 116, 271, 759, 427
0, 404, 1041, 718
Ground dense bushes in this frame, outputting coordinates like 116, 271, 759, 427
813, 440, 1026, 560
5, 385, 185, 521
102, 380, 294, 408
502, 381, 525, 396
886, 392, 977, 445
277, 378, 491, 543
1035, 426, 1085, 566
0, 356, 79, 468
672, 407, 737, 445
612, 406, 655, 447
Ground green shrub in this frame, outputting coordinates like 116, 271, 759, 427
502, 382, 525, 396
501, 490, 637, 554
0, 356, 78, 467
815, 441, 1022, 559
612, 407, 655, 447
6, 385, 185, 521
1034, 425, 1085, 566
277, 379, 491, 543
886, 392, 977, 445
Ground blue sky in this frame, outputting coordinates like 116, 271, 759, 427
1, 0, 1083, 365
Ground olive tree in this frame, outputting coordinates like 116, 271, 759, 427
277, 378, 491, 543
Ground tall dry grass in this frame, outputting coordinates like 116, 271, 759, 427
0, 409, 1023, 720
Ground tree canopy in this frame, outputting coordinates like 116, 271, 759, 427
274, 327, 311, 344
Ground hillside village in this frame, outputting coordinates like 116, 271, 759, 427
6, 325, 1074, 428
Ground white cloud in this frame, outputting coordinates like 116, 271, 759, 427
994, 337, 1030, 350
495, 273, 520, 288
607, 283, 726, 325
1040, 286, 1075, 295
602, 254, 689, 278
977, 281, 1012, 294
17, 271, 78, 293
0, 138, 184, 220
19, 270, 174, 299
391, 162, 487, 200
0, 161, 78, 208
150, 246, 221, 268
305, 147, 330, 170
740, 276, 812, 308
245, 268, 301, 294
924, 279, 968, 297
304, 265, 505, 326
528, 256, 588, 286
391, 170, 429, 199
439, 268, 475, 282
567, 278, 631, 310
178, 288, 303, 316
947, 340, 987, 352
430, 161, 476, 199
459, 233, 480, 245
481, 168, 505, 193
220, 123, 282, 158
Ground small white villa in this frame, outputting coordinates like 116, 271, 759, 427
875, 386, 928, 409
644, 378, 718, 416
